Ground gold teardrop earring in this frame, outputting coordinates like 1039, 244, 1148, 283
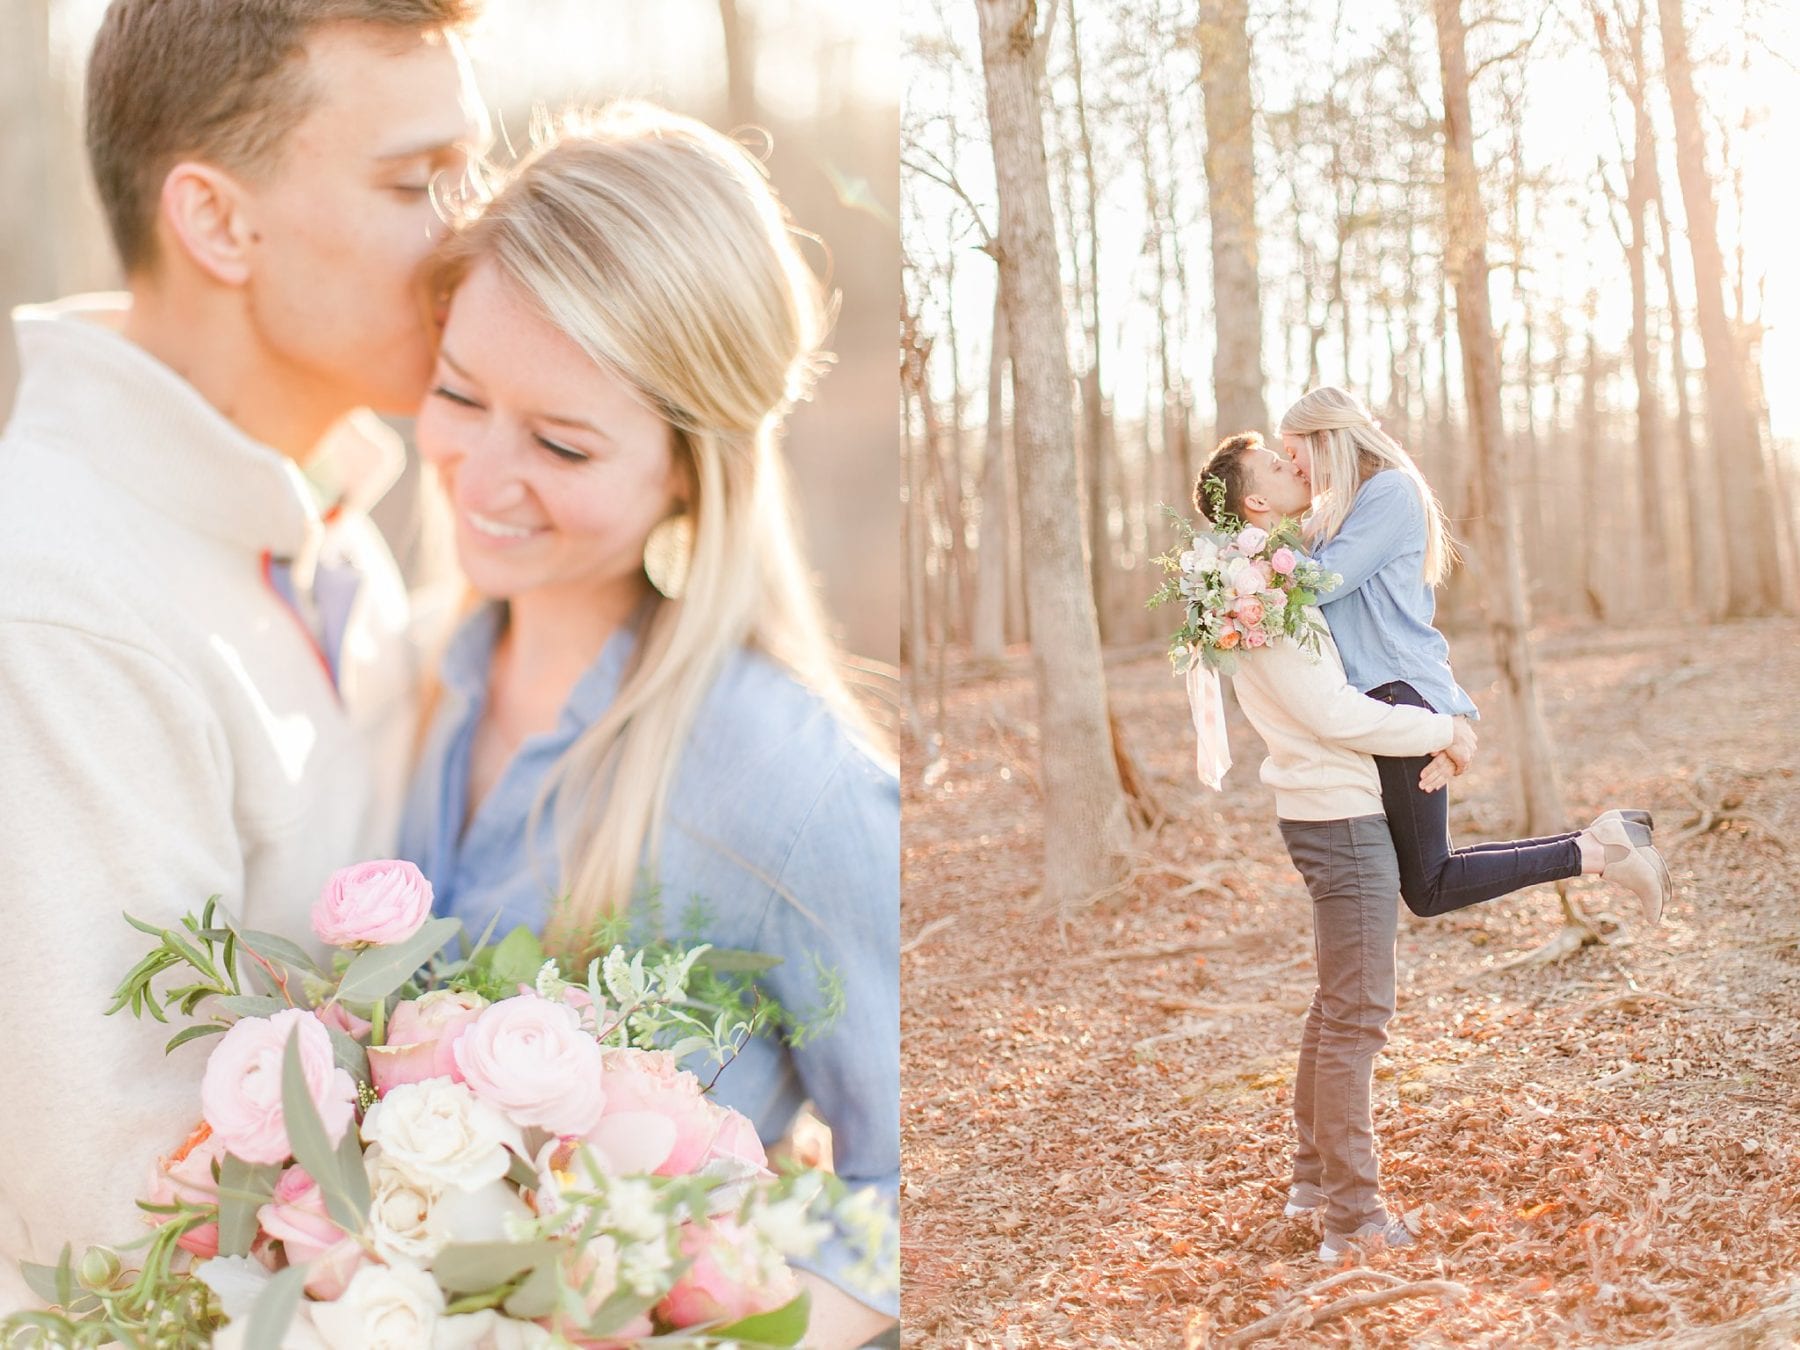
642, 511, 694, 600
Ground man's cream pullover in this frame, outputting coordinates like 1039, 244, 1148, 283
1228, 612, 1456, 820
0, 296, 416, 1306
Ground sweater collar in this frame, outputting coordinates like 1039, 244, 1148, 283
6, 293, 404, 566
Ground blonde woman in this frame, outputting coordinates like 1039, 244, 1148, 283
396, 104, 897, 1346
1276, 387, 1669, 925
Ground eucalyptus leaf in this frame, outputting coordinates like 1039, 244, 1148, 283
240, 1261, 307, 1350
218, 995, 286, 1018
17, 1257, 61, 1305
326, 1025, 371, 1088
280, 1034, 362, 1234
433, 1240, 560, 1294
335, 918, 461, 1004
500, 1257, 560, 1319
490, 925, 547, 989
216, 1155, 280, 1258
238, 929, 329, 981
713, 1291, 812, 1347
583, 1281, 671, 1338
691, 947, 784, 977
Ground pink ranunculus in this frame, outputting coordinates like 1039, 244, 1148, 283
258, 1165, 367, 1300
314, 1003, 372, 1042
368, 989, 489, 1096
1269, 547, 1297, 575
589, 1050, 721, 1176
1245, 627, 1269, 649
1234, 525, 1269, 555
311, 860, 434, 948
657, 1218, 800, 1329
1234, 596, 1265, 628
453, 992, 605, 1137
201, 1009, 357, 1166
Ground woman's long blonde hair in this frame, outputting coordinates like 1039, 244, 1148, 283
1279, 386, 1459, 586
430, 102, 882, 957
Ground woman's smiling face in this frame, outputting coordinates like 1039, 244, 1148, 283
416, 259, 684, 606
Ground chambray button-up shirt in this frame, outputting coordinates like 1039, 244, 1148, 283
1311, 469, 1478, 719
397, 603, 900, 1314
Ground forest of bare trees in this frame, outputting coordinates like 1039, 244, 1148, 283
903, 0, 1795, 722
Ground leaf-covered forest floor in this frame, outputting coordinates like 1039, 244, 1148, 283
900, 616, 1800, 1348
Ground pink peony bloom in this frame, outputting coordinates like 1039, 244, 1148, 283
1234, 596, 1265, 628
1269, 547, 1297, 575
453, 993, 605, 1137
258, 1165, 366, 1300
312, 860, 434, 948
201, 1009, 357, 1166
1245, 628, 1269, 649
1233, 561, 1272, 597
1234, 525, 1269, 554
368, 989, 489, 1097
658, 1218, 799, 1329
589, 1050, 723, 1177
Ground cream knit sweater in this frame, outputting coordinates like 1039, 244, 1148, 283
1229, 612, 1456, 820
0, 297, 416, 1308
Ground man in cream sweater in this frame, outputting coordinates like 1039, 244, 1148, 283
1194, 435, 1474, 1263
0, 0, 486, 1307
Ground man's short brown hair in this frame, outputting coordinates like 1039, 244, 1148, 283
1194, 430, 1264, 527
86, 0, 478, 273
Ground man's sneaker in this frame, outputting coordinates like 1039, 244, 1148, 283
1283, 1181, 1325, 1218
1318, 1217, 1414, 1262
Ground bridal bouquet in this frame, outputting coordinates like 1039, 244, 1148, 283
1148, 490, 1340, 676
3, 862, 880, 1349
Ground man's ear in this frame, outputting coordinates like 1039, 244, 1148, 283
1242, 491, 1270, 515
157, 161, 259, 286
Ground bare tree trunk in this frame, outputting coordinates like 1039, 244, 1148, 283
716, 0, 756, 129
942, 243, 976, 642
975, 0, 1128, 905
900, 334, 930, 747
972, 291, 1011, 664
1433, 0, 1565, 837
1657, 0, 1782, 614
1196, 0, 1269, 436
1579, 319, 1605, 620
1651, 113, 1721, 618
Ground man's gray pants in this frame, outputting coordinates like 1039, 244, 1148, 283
1278, 813, 1399, 1236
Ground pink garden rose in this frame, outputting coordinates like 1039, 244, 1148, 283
314, 1003, 373, 1041
1244, 628, 1268, 649
1269, 546, 1297, 575
201, 1009, 357, 1165
146, 1121, 228, 1257
368, 989, 490, 1096
657, 1218, 799, 1328
258, 1165, 367, 1300
701, 1107, 769, 1175
1232, 560, 1272, 597
312, 860, 434, 948
1234, 596, 1265, 628
453, 992, 606, 1137
1234, 525, 1269, 555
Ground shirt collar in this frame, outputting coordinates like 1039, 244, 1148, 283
7, 294, 404, 565
438, 598, 653, 733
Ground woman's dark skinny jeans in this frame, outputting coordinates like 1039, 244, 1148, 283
1368, 681, 1582, 917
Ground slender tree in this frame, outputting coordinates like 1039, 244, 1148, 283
1432, 0, 1568, 844
974, 0, 1128, 905
1196, 0, 1269, 437
1657, 0, 1783, 614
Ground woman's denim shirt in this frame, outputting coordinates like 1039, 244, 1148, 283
398, 603, 900, 1314
1310, 469, 1478, 719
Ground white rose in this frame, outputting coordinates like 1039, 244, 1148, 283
362, 1079, 523, 1191
310, 1262, 445, 1350
428, 1178, 534, 1249
1183, 538, 1221, 575
433, 1309, 553, 1350
211, 1304, 326, 1350
365, 1147, 446, 1264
